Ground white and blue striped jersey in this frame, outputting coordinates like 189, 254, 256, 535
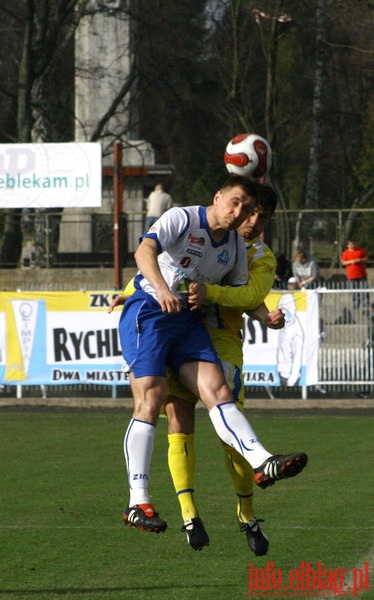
134, 206, 248, 300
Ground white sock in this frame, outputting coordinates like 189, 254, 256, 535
124, 418, 155, 506
209, 403, 271, 469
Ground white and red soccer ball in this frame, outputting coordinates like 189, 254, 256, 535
224, 133, 272, 179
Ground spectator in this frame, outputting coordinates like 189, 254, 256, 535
341, 240, 369, 310
144, 184, 173, 232
274, 252, 292, 289
287, 276, 299, 290
292, 250, 320, 289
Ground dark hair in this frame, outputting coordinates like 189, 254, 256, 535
256, 183, 278, 214
220, 174, 259, 199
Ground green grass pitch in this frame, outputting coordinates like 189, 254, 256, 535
0, 407, 373, 600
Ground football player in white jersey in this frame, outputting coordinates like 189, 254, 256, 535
165, 184, 286, 553
118, 175, 307, 534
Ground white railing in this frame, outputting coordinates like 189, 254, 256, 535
317, 288, 372, 385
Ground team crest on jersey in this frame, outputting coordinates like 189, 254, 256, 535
217, 249, 229, 265
188, 233, 205, 246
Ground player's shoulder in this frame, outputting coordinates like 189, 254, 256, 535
174, 205, 202, 219
161, 205, 190, 225
178, 205, 201, 211
160, 205, 206, 239
246, 237, 275, 261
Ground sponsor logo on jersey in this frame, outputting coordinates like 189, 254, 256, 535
188, 233, 205, 246
187, 248, 203, 258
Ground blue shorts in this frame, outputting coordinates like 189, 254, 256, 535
118, 290, 220, 378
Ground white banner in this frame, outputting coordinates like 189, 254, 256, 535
242, 290, 320, 387
0, 143, 102, 208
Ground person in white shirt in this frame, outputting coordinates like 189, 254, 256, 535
144, 183, 173, 231
292, 250, 320, 289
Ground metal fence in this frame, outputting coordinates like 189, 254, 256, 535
1, 287, 372, 401
318, 288, 373, 384
1, 208, 374, 269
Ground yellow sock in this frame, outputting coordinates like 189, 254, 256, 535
168, 433, 198, 521
223, 442, 255, 523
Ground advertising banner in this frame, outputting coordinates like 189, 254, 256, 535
0, 290, 319, 387
0, 143, 102, 208
0, 291, 124, 386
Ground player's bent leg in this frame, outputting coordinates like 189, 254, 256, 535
180, 361, 272, 466
210, 402, 308, 487
209, 401, 271, 467
182, 362, 308, 489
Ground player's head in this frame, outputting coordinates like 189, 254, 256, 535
220, 174, 260, 198
209, 174, 259, 231
237, 183, 278, 241
257, 183, 278, 214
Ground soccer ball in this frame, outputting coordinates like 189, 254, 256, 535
224, 133, 272, 179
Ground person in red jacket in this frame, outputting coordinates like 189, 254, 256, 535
341, 240, 369, 310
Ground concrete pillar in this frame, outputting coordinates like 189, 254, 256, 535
59, 2, 131, 254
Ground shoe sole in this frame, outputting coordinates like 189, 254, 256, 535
254, 453, 308, 489
123, 516, 167, 534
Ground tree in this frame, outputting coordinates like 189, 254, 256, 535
0, 0, 372, 268
0, 0, 83, 266
294, 0, 327, 255
0, 0, 137, 266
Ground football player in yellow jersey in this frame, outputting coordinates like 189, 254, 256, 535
109, 184, 291, 554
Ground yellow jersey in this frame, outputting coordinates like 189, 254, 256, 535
204, 237, 276, 368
